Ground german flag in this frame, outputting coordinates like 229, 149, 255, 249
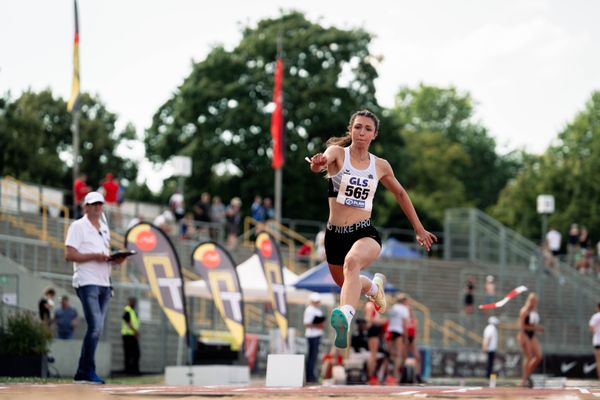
66, 0, 80, 112
270, 55, 284, 169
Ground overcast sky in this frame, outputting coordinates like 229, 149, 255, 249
2, 0, 599, 189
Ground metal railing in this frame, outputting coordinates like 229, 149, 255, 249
242, 217, 319, 272
444, 208, 597, 298
1, 176, 70, 241
443, 208, 598, 354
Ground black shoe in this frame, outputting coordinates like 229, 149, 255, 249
73, 371, 88, 383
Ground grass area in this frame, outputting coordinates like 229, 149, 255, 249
0, 374, 164, 385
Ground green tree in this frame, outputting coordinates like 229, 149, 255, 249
491, 91, 600, 241
376, 130, 470, 231
0, 90, 71, 185
76, 94, 138, 188
390, 84, 521, 211
0, 90, 137, 192
144, 11, 387, 220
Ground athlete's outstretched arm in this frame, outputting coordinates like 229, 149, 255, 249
308, 145, 342, 174
378, 159, 437, 251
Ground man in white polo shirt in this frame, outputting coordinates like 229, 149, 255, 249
482, 316, 499, 379
65, 191, 126, 384
303, 292, 324, 383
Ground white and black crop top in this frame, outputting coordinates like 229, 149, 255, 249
328, 147, 379, 212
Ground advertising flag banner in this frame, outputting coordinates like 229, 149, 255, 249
270, 56, 285, 169
67, 0, 80, 112
125, 223, 187, 337
255, 232, 288, 340
191, 242, 245, 349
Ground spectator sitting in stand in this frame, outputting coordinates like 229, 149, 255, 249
263, 197, 275, 220
39, 287, 56, 328
168, 190, 185, 222
153, 210, 175, 234
225, 197, 242, 250
483, 275, 496, 315
102, 173, 120, 228
126, 215, 145, 231
73, 174, 90, 219
209, 196, 226, 241
576, 247, 594, 275
567, 223, 580, 268
180, 212, 196, 240
250, 195, 266, 233
193, 192, 211, 236
464, 276, 475, 314
54, 295, 79, 339
297, 241, 314, 268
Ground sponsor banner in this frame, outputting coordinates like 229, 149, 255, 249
429, 348, 596, 378
429, 348, 522, 378
125, 223, 187, 337
192, 242, 245, 349
542, 354, 597, 378
255, 232, 288, 341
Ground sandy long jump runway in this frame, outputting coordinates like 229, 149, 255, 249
2, 384, 600, 400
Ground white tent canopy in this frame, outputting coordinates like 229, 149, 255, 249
185, 254, 335, 306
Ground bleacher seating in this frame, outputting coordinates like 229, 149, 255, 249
1, 199, 597, 375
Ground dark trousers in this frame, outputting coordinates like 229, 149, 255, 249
123, 335, 140, 374
305, 336, 321, 382
486, 351, 496, 378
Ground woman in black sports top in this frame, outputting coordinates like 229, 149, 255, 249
307, 109, 436, 349
518, 292, 544, 387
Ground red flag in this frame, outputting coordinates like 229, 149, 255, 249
270, 57, 284, 169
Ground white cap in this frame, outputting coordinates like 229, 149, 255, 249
488, 316, 499, 325
309, 292, 321, 303
84, 191, 105, 205
486, 275, 494, 282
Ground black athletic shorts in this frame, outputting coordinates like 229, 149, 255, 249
324, 219, 382, 265
594, 345, 600, 350
525, 330, 535, 339
367, 325, 383, 338
390, 332, 403, 341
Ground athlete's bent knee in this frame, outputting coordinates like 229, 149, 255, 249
343, 254, 362, 275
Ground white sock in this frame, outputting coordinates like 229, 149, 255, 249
340, 304, 355, 324
366, 281, 378, 296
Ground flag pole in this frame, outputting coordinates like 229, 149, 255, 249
68, 0, 81, 218
72, 110, 80, 215
275, 165, 282, 226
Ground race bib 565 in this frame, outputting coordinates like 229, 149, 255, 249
336, 174, 376, 211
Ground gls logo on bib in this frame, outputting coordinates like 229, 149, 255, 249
336, 174, 376, 211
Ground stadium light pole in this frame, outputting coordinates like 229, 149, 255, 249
536, 194, 555, 243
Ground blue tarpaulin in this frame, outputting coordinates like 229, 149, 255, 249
380, 238, 422, 259
293, 262, 398, 294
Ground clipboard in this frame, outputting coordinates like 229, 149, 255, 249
108, 250, 137, 261
312, 315, 325, 324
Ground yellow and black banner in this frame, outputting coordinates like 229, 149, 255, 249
191, 242, 245, 350
255, 232, 288, 341
125, 223, 188, 337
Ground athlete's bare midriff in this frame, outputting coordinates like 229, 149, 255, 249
327, 198, 372, 226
